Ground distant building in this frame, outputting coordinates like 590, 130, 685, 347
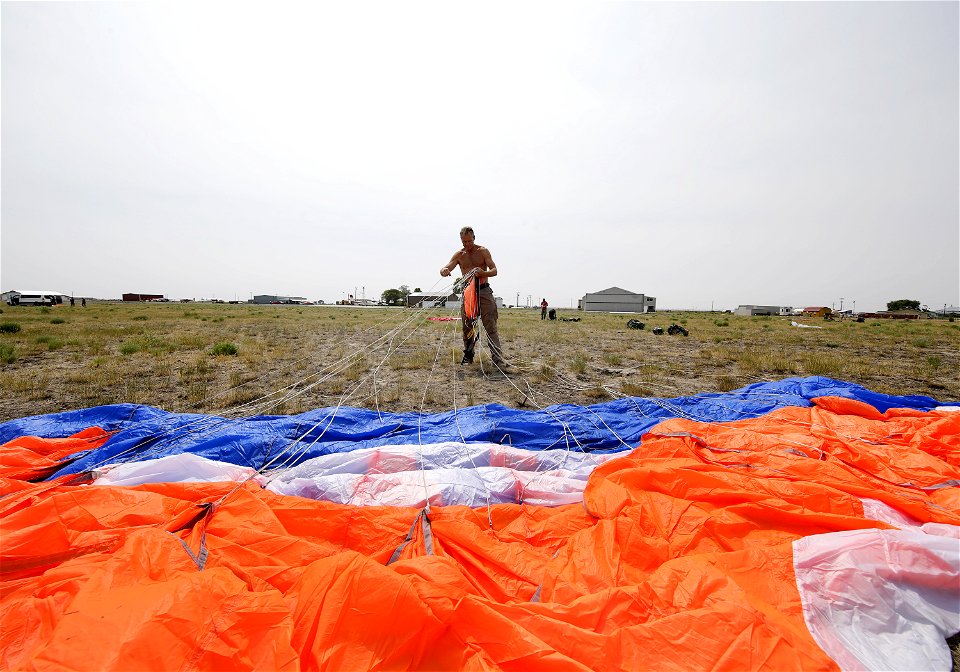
579, 287, 656, 313
252, 295, 308, 304
802, 306, 832, 317
123, 293, 164, 302
861, 310, 921, 320
734, 305, 783, 316
406, 292, 458, 308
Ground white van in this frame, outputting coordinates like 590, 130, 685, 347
6, 292, 63, 307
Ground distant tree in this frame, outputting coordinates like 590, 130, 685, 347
381, 289, 404, 306
886, 299, 921, 311
414, 287, 422, 293
398, 285, 411, 299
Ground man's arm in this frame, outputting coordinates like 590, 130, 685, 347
478, 249, 497, 280
440, 251, 461, 277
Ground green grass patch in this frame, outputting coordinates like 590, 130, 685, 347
117, 334, 176, 356
0, 322, 21, 334
50, 318, 66, 325
603, 352, 623, 366
37, 337, 65, 350
211, 342, 239, 356
0, 343, 15, 364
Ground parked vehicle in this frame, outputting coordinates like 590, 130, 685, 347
6, 292, 61, 307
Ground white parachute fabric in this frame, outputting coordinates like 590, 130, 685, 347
794, 523, 960, 672
87, 442, 621, 507
264, 441, 621, 506
92, 453, 261, 487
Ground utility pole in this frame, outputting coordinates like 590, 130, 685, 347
840, 297, 844, 311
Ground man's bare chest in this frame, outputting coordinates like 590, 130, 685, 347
460, 249, 487, 269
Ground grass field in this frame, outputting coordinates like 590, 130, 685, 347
0, 301, 958, 423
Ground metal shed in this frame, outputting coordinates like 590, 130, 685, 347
579, 287, 655, 313
735, 305, 783, 316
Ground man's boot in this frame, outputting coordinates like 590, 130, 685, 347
461, 349, 474, 365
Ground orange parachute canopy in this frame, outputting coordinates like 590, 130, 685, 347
1, 396, 958, 670
462, 276, 479, 320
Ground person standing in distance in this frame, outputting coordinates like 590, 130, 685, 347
440, 227, 504, 366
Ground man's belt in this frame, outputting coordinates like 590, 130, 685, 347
478, 282, 490, 289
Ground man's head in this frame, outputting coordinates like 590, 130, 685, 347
460, 226, 475, 249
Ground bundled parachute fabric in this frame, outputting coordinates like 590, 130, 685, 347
461, 275, 480, 362
85, 443, 620, 507
0, 376, 949, 479
1, 378, 959, 671
264, 442, 622, 507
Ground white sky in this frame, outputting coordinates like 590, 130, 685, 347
2, 2, 958, 311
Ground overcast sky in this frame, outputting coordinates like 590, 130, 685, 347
2, 2, 957, 311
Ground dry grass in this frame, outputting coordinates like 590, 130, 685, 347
0, 302, 958, 422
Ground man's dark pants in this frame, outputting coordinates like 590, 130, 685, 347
462, 284, 503, 363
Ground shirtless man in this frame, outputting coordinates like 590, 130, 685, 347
440, 227, 504, 366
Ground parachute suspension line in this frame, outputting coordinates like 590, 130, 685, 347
444, 323, 633, 502
447, 321, 498, 527
465, 350, 662, 504
257, 293, 471, 479
369, 302, 438, 422
184, 274, 462, 416
210, 302, 457, 504
603, 387, 851, 463
365, 309, 443, 420
105, 297, 447, 471
386, 508, 435, 565
455, 343, 606, 506
258, 318, 438, 480
528, 353, 847, 455
83, 276, 465, 476
200, 275, 462, 420
451, 348, 469, 446
218, 369, 378, 507
487, 354, 630, 453
220, 294, 446, 418
417, 317, 456, 445
415, 317, 456, 513
489, 355, 632, 452
79, 347, 372, 476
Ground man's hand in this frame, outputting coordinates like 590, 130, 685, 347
440, 267, 451, 277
